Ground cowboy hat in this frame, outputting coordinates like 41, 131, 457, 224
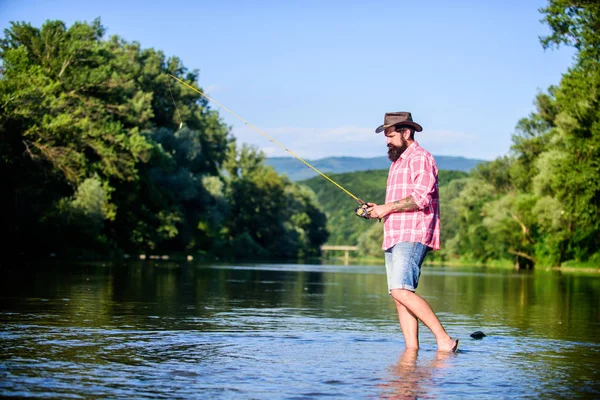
375, 111, 423, 133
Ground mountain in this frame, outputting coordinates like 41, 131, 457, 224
265, 155, 486, 181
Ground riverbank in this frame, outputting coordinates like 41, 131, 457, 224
3, 251, 598, 273
323, 254, 600, 272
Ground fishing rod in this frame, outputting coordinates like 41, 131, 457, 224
168, 74, 373, 219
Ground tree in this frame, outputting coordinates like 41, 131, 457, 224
1, 19, 328, 260
0, 19, 152, 255
540, 0, 600, 65
533, 0, 600, 264
220, 143, 328, 259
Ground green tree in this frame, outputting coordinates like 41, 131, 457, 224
449, 178, 498, 262
540, 0, 600, 65
441, 1, 600, 267
0, 19, 151, 255
1, 18, 327, 260
531, 0, 600, 264
220, 143, 328, 259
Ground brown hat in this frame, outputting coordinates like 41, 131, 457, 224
375, 112, 423, 133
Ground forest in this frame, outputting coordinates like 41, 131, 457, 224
1, 0, 598, 268
0, 19, 328, 260
440, 0, 600, 268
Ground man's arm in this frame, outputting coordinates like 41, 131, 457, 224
388, 196, 419, 213
367, 154, 436, 219
366, 196, 418, 219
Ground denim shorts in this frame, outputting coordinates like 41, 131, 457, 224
384, 242, 430, 293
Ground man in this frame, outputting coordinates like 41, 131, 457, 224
366, 112, 458, 352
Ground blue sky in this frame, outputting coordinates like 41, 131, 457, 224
1, 0, 574, 160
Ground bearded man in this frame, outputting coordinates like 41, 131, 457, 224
366, 112, 458, 352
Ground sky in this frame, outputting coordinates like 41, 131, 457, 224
0, 0, 575, 161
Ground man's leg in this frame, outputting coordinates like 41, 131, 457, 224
391, 288, 457, 352
395, 300, 419, 349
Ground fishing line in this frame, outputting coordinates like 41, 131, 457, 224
168, 74, 366, 206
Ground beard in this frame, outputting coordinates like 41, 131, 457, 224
387, 140, 408, 162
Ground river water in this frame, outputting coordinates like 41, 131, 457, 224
1, 261, 599, 399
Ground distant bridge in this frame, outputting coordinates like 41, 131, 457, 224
320, 245, 358, 265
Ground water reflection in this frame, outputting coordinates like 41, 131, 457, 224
379, 349, 454, 399
0, 261, 599, 398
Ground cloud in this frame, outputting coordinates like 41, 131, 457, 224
231, 124, 487, 160
231, 125, 373, 158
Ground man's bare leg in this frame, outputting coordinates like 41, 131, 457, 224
391, 289, 457, 352
395, 300, 419, 349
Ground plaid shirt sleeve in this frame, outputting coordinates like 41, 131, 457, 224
409, 154, 437, 209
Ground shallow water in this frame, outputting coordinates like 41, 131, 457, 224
1, 261, 599, 398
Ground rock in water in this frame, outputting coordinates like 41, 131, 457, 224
470, 331, 486, 340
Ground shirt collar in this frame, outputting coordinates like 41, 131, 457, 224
400, 141, 419, 161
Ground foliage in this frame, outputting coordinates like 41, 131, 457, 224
0, 18, 327, 260
301, 169, 386, 246
539, 0, 600, 64
219, 143, 328, 259
437, 0, 600, 268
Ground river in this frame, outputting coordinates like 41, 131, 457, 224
1, 261, 599, 398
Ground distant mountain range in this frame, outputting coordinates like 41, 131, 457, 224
265, 155, 487, 181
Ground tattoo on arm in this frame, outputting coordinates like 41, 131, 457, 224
389, 196, 419, 213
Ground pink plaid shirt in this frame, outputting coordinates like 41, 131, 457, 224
382, 142, 441, 251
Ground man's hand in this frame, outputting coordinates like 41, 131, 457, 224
366, 202, 390, 220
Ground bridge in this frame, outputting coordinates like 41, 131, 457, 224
320, 245, 358, 265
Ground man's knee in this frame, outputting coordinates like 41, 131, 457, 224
391, 288, 413, 305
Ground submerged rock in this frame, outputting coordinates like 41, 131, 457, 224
470, 331, 486, 340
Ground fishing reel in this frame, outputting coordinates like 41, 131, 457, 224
355, 201, 382, 222
355, 203, 371, 219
